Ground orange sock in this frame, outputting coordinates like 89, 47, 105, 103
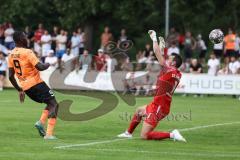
40, 110, 49, 125
46, 118, 56, 136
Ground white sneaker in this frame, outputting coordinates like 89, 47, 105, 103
44, 135, 57, 140
117, 131, 133, 138
171, 129, 186, 142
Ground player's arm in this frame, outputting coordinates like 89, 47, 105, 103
148, 30, 165, 66
35, 62, 50, 71
8, 68, 25, 103
8, 68, 22, 91
28, 50, 50, 71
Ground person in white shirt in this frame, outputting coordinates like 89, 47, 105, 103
45, 50, 58, 69
167, 42, 180, 56
118, 28, 128, 44
196, 34, 207, 64
235, 33, 240, 56
70, 31, 80, 57
0, 52, 7, 91
41, 30, 52, 62
77, 28, 85, 55
56, 29, 67, 72
213, 42, 223, 59
207, 53, 220, 76
4, 23, 15, 50
62, 48, 74, 63
229, 56, 240, 74
105, 54, 118, 73
56, 29, 67, 58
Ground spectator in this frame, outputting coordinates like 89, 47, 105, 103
101, 26, 113, 48
179, 59, 191, 73
143, 43, 153, 58
235, 33, 240, 57
0, 25, 5, 45
218, 58, 229, 75
190, 59, 202, 74
94, 48, 106, 71
121, 57, 133, 71
51, 26, 59, 51
105, 54, 118, 72
207, 53, 220, 76
136, 50, 147, 70
34, 23, 44, 55
4, 23, 15, 50
213, 41, 223, 59
178, 33, 185, 50
62, 48, 74, 63
224, 28, 236, 58
118, 28, 128, 43
135, 73, 154, 96
123, 72, 136, 95
56, 29, 67, 71
0, 52, 7, 91
228, 56, 240, 74
196, 34, 207, 63
45, 50, 58, 69
24, 26, 34, 48
79, 49, 92, 71
0, 43, 9, 56
146, 61, 161, 72
167, 41, 180, 56
40, 30, 52, 62
183, 31, 196, 61
65, 31, 70, 48
77, 27, 85, 55
70, 31, 80, 57
145, 51, 155, 63
136, 50, 147, 63
166, 27, 179, 47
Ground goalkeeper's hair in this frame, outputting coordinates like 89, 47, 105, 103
172, 53, 182, 68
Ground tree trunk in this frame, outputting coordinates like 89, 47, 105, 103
84, 23, 93, 51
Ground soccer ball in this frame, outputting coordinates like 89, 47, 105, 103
209, 29, 224, 44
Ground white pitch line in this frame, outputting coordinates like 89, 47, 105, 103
54, 138, 132, 149
179, 121, 240, 132
54, 121, 240, 149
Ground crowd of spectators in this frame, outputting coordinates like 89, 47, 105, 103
165, 27, 240, 76
0, 23, 240, 93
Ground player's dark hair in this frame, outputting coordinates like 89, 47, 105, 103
172, 53, 182, 68
13, 31, 24, 44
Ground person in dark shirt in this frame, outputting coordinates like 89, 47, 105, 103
190, 58, 202, 73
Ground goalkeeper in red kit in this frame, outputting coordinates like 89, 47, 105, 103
117, 30, 186, 142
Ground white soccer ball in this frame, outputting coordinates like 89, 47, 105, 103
209, 29, 224, 44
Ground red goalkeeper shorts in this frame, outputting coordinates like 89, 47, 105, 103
144, 101, 171, 128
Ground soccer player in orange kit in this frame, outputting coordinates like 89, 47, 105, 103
8, 31, 58, 140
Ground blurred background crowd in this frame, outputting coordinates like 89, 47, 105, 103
0, 22, 240, 93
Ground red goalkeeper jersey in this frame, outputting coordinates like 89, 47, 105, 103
153, 63, 182, 105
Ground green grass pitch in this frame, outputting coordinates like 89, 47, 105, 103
0, 89, 240, 160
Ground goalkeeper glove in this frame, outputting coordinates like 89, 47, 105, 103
148, 30, 157, 42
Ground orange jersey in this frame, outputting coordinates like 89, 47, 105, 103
224, 34, 236, 50
8, 47, 43, 91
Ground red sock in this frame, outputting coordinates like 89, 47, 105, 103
127, 114, 142, 134
147, 131, 170, 140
